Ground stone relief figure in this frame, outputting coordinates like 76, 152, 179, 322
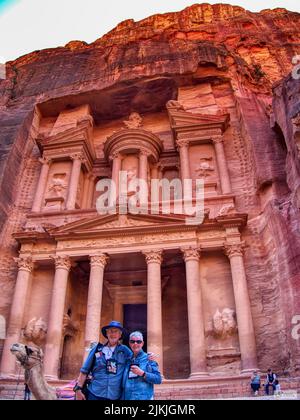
217, 204, 235, 216
292, 113, 300, 127
123, 112, 143, 129
47, 173, 67, 198
166, 100, 185, 111
212, 308, 237, 339
196, 157, 214, 178
63, 312, 79, 337
23, 317, 47, 347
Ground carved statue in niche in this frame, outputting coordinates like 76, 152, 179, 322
47, 173, 67, 198
127, 166, 138, 195
123, 112, 143, 129
63, 312, 79, 338
23, 317, 47, 347
212, 308, 237, 339
196, 157, 214, 178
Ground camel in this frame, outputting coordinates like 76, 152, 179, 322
10, 343, 57, 400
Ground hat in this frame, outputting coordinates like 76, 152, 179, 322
101, 321, 125, 338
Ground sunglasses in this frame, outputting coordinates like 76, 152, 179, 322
129, 340, 143, 344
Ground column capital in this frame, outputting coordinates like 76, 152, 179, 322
177, 139, 190, 148
139, 148, 150, 158
143, 250, 163, 264
212, 135, 224, 145
109, 151, 122, 161
52, 255, 71, 271
90, 254, 109, 268
181, 247, 201, 262
224, 242, 245, 258
14, 256, 34, 272
70, 153, 86, 163
38, 156, 51, 165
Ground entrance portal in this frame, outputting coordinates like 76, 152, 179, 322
123, 304, 147, 352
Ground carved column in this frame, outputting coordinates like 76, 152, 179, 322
224, 243, 258, 372
139, 150, 149, 208
44, 256, 71, 379
66, 154, 84, 210
151, 165, 159, 180
31, 157, 51, 212
0, 256, 33, 377
84, 254, 109, 359
182, 247, 207, 377
81, 173, 91, 209
143, 250, 163, 372
177, 139, 192, 198
212, 136, 232, 194
177, 140, 191, 181
109, 152, 122, 207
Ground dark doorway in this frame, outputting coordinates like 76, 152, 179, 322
123, 304, 147, 352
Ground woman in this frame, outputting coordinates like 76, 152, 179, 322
250, 371, 261, 396
122, 331, 162, 400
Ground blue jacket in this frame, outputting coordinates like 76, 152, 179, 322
122, 350, 162, 400
81, 343, 132, 400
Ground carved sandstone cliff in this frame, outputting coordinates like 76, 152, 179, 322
0, 3, 299, 374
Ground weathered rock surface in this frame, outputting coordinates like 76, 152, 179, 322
0, 3, 300, 375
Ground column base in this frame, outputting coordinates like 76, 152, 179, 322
0, 373, 21, 380
189, 371, 209, 379
240, 368, 258, 375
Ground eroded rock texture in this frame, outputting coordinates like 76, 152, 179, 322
0, 3, 299, 375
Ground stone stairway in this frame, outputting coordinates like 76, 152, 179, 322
1, 375, 299, 400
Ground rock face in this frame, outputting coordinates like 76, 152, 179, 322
0, 3, 300, 379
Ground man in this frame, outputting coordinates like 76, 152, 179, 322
24, 383, 31, 400
265, 368, 277, 395
122, 331, 162, 400
74, 321, 131, 400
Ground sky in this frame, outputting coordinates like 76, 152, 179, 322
0, 0, 299, 62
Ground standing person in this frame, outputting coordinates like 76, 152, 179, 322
274, 379, 281, 395
24, 383, 31, 400
265, 368, 277, 395
122, 331, 162, 400
74, 321, 131, 400
250, 371, 261, 396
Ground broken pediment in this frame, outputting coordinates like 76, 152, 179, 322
167, 106, 230, 132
